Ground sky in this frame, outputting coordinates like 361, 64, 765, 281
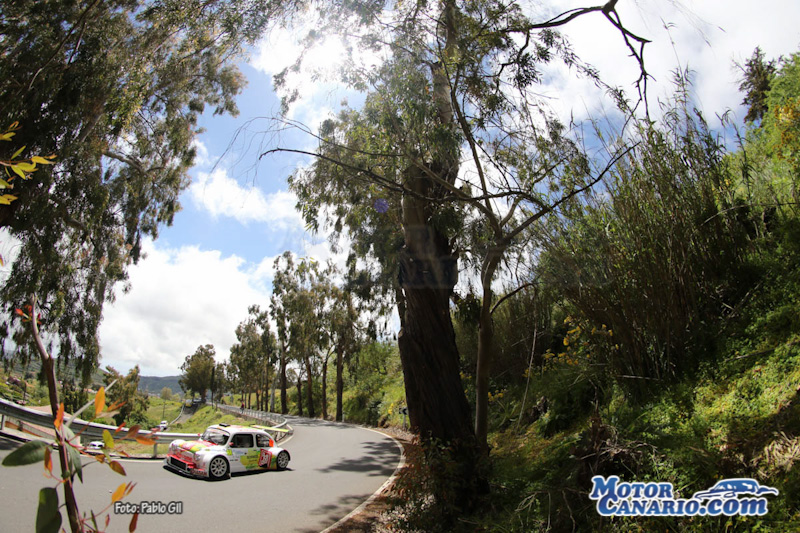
86, 0, 800, 376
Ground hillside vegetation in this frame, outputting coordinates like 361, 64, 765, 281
377, 58, 800, 531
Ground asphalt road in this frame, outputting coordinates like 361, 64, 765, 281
0, 417, 401, 532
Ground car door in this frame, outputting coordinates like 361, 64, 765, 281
228, 433, 254, 472
255, 433, 274, 469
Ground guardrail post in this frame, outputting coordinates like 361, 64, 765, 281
0, 414, 4, 430
153, 442, 158, 458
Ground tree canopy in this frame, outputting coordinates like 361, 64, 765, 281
179, 344, 215, 400
271, 0, 651, 506
0, 0, 298, 381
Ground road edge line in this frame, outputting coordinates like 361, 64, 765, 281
319, 426, 406, 533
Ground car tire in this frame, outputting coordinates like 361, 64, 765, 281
208, 456, 230, 480
276, 450, 290, 470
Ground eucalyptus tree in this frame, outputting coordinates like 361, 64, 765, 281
328, 285, 363, 422
229, 304, 276, 410
270, 251, 329, 417
308, 261, 372, 422
103, 365, 149, 426
274, 0, 650, 503
179, 344, 215, 401
0, 0, 299, 381
211, 360, 229, 403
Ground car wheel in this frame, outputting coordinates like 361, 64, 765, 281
208, 456, 230, 480
276, 450, 290, 470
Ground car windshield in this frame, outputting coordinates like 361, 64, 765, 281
201, 428, 229, 445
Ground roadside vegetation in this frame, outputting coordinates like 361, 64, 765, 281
11, 45, 798, 533
1, 0, 799, 530
380, 52, 800, 531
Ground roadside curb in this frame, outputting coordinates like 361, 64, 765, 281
320, 426, 408, 533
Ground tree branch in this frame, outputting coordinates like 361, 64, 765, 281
491, 279, 539, 315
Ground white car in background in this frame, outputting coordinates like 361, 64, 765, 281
164, 424, 290, 480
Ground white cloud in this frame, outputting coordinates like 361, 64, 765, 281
191, 138, 212, 168
98, 240, 276, 376
189, 167, 303, 228
539, 1, 800, 123
250, 8, 386, 128
0, 229, 22, 287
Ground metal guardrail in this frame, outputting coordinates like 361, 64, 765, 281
0, 397, 292, 448
0, 397, 199, 444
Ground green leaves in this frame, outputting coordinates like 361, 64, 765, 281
1, 440, 48, 467
66, 444, 84, 483
0, 122, 55, 186
102, 430, 115, 450
36, 487, 62, 533
179, 345, 216, 403
0, 0, 278, 380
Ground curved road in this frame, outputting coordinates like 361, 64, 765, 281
0, 417, 401, 532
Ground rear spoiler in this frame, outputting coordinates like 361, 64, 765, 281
253, 425, 289, 433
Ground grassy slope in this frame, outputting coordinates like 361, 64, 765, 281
479, 335, 800, 532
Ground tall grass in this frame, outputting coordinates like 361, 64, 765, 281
536, 93, 750, 393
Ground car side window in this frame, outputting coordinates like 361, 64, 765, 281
256, 434, 270, 448
231, 434, 253, 448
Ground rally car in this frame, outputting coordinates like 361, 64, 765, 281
164, 423, 290, 480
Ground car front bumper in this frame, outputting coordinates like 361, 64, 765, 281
164, 454, 207, 478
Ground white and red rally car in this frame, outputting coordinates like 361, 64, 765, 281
164, 423, 290, 480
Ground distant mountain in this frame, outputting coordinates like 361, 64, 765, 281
8, 357, 108, 387
138, 375, 182, 396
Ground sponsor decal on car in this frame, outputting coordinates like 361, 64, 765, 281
589, 476, 779, 517
177, 440, 209, 454
258, 449, 272, 468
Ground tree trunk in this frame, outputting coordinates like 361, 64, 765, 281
475, 249, 503, 454
335, 343, 344, 422
390, 0, 489, 507
268, 363, 269, 411
296, 376, 303, 416
397, 164, 485, 508
304, 356, 315, 418
279, 343, 288, 414
321, 353, 329, 420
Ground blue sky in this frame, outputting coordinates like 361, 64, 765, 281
92, 0, 800, 376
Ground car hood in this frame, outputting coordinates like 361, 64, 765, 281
172, 439, 222, 454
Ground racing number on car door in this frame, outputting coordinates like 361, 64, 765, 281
258, 449, 272, 468
256, 434, 272, 468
